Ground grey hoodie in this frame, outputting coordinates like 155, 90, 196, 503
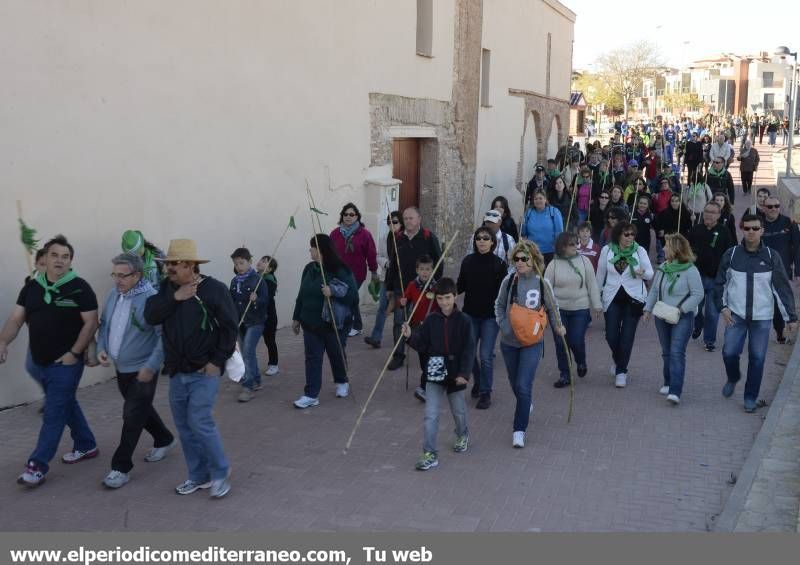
495, 270, 560, 347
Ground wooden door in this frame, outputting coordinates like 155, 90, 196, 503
392, 139, 420, 212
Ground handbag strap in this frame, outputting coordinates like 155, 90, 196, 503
657, 271, 691, 308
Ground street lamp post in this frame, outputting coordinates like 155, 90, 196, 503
776, 46, 797, 176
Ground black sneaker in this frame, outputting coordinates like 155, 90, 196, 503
363, 336, 381, 349
691, 327, 702, 340
387, 356, 404, 370
577, 365, 587, 378
470, 384, 480, 398
476, 393, 491, 409
553, 377, 570, 389
704, 343, 716, 352
777, 334, 787, 344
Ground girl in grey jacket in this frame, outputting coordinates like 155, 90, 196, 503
643, 234, 704, 404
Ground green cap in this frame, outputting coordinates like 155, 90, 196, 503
121, 230, 145, 256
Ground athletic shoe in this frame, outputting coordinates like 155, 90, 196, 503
414, 387, 426, 402
553, 376, 570, 388
363, 336, 381, 349
476, 393, 491, 410
722, 381, 736, 398
209, 474, 232, 498
144, 440, 176, 463
335, 382, 350, 398
659, 386, 670, 395
265, 365, 280, 376
704, 343, 716, 352
293, 395, 320, 409
348, 328, 361, 338
175, 479, 212, 495
777, 335, 787, 344
61, 447, 99, 464
252, 382, 263, 391
577, 365, 587, 378
512, 431, 525, 448
614, 373, 627, 388
237, 388, 255, 403
453, 434, 469, 453
691, 327, 702, 339
387, 356, 404, 370
415, 452, 438, 471
744, 399, 757, 413
666, 394, 680, 405
103, 470, 130, 489
17, 462, 45, 488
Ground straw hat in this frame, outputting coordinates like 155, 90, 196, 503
155, 239, 210, 264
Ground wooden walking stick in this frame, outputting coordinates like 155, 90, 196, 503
304, 181, 350, 375
344, 230, 459, 452
532, 256, 576, 423
237, 205, 299, 329
384, 194, 411, 390
16, 200, 37, 276
565, 176, 578, 230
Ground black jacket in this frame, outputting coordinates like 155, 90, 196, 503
386, 228, 442, 293
457, 252, 507, 319
406, 308, 475, 392
688, 222, 735, 278
762, 214, 800, 278
144, 276, 238, 376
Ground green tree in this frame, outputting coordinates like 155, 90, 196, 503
595, 41, 665, 118
572, 71, 623, 115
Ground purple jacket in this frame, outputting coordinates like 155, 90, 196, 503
330, 224, 378, 285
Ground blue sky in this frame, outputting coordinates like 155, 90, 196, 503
563, 0, 799, 70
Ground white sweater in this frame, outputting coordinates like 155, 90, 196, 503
596, 244, 654, 311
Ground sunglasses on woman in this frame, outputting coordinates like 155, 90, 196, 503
513, 255, 529, 263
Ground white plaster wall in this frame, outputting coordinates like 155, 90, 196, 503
0, 0, 455, 407
474, 0, 574, 226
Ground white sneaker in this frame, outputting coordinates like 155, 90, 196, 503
667, 394, 680, 405
512, 431, 525, 448
610, 365, 617, 377
293, 395, 319, 409
144, 439, 176, 462
103, 470, 130, 489
335, 383, 350, 398
348, 328, 361, 337
265, 365, 280, 376
659, 386, 670, 395
615, 373, 627, 388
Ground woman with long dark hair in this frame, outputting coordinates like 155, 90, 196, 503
330, 202, 378, 338
713, 192, 738, 242
597, 220, 654, 388
365, 211, 404, 348
491, 196, 519, 241
292, 234, 359, 408
457, 227, 507, 409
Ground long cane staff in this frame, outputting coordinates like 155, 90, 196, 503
237, 206, 299, 329
304, 182, 350, 375
564, 176, 578, 230
531, 258, 575, 422
384, 194, 411, 390
344, 231, 459, 451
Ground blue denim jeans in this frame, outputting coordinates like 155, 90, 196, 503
169, 372, 229, 482
722, 313, 772, 403
468, 315, 499, 394
352, 280, 364, 332
500, 341, 544, 432
768, 131, 777, 146
28, 360, 96, 474
554, 308, 591, 378
302, 326, 348, 399
422, 383, 468, 456
391, 304, 409, 359
654, 312, 694, 397
694, 275, 720, 345
239, 323, 265, 390
604, 298, 643, 374
369, 283, 389, 344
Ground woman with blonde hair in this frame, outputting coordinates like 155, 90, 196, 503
495, 240, 565, 448
643, 234, 704, 405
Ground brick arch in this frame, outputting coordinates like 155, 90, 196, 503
516, 110, 544, 193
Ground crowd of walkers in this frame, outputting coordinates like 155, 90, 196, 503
1, 115, 799, 490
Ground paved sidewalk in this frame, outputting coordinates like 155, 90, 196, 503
0, 142, 794, 532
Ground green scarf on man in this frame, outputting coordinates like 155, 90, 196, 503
35, 270, 77, 304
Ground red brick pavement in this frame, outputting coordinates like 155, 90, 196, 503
0, 141, 793, 532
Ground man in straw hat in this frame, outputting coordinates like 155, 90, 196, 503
0, 234, 100, 488
144, 239, 237, 498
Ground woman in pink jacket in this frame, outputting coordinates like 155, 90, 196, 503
330, 203, 379, 337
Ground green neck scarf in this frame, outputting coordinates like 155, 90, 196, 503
708, 166, 726, 178
35, 270, 77, 304
560, 255, 584, 288
142, 247, 156, 278
659, 261, 693, 292
609, 242, 639, 276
